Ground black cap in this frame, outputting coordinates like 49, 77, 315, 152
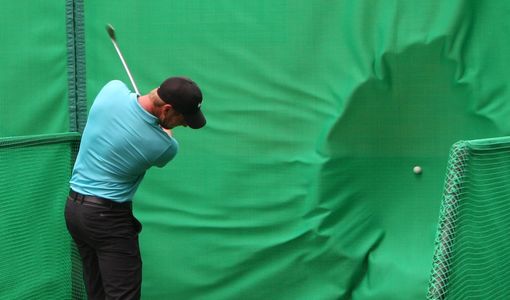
157, 77, 206, 129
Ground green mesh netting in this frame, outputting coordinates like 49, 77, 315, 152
428, 137, 510, 299
0, 133, 85, 300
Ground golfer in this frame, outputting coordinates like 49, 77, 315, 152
65, 76, 205, 299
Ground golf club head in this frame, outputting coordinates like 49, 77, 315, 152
106, 24, 116, 40
104, 23, 141, 95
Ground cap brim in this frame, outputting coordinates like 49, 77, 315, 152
183, 110, 206, 129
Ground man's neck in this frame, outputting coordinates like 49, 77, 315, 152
137, 95, 157, 116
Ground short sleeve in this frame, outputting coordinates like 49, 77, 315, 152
154, 138, 179, 167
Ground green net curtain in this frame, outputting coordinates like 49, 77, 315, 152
85, 1, 510, 299
0, 1, 70, 137
0, 0, 85, 299
0, 134, 84, 299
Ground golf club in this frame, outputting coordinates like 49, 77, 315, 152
106, 24, 140, 95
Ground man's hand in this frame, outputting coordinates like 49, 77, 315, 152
161, 126, 173, 136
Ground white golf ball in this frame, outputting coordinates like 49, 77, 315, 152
413, 166, 422, 174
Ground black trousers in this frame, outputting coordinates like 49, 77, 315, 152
65, 192, 143, 300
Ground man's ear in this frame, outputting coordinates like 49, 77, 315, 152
162, 104, 172, 113
156, 104, 172, 121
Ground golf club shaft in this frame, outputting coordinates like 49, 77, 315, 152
108, 28, 140, 95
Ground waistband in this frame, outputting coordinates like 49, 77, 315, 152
68, 190, 132, 209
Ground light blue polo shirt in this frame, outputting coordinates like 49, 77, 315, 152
70, 80, 178, 202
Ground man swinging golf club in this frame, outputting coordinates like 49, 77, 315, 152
64, 25, 206, 299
